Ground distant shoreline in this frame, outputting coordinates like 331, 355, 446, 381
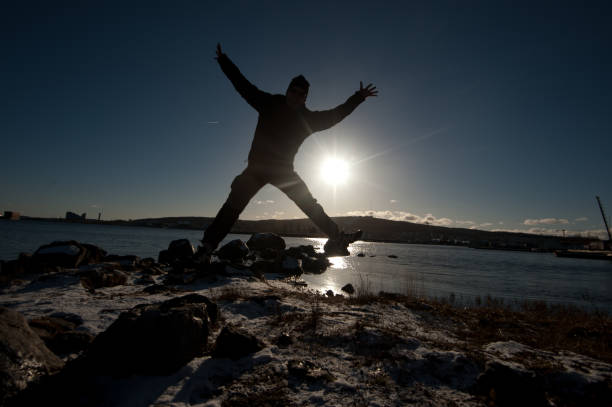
2, 216, 602, 253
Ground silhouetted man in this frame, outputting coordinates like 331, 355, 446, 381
197, 43, 377, 261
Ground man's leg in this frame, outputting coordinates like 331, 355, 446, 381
272, 170, 341, 239
201, 167, 266, 251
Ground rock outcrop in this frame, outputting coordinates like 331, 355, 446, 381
246, 232, 286, 252
33, 241, 106, 269
81, 294, 218, 375
0, 307, 64, 404
158, 239, 195, 264
217, 239, 249, 261
27, 314, 94, 357
212, 325, 264, 360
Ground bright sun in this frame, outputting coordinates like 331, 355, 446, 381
320, 157, 349, 186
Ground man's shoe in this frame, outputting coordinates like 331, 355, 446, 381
324, 230, 363, 256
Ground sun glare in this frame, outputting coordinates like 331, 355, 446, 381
320, 157, 349, 186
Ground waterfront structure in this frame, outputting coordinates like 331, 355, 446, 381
3, 211, 20, 220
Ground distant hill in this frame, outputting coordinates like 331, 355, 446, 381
119, 215, 596, 251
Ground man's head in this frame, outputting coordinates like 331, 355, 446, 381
286, 75, 309, 109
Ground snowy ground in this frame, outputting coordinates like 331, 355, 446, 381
2, 265, 611, 406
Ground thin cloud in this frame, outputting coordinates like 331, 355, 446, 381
207, 121, 219, 124
255, 200, 275, 205
524, 218, 569, 225
574, 217, 588, 222
390, 200, 398, 204
345, 210, 453, 226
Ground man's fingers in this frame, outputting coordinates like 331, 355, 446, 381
358, 81, 378, 97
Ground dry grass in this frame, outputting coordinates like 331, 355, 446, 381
319, 277, 612, 364
406, 295, 612, 364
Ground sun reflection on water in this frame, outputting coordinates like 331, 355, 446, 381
328, 256, 347, 269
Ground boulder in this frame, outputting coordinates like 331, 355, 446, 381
142, 265, 165, 275
475, 361, 547, 407
79, 243, 107, 264
212, 325, 264, 360
157, 250, 171, 264
33, 241, 106, 269
259, 247, 280, 260
158, 239, 195, 264
82, 294, 218, 375
102, 255, 140, 269
279, 256, 303, 275
80, 269, 128, 291
276, 332, 294, 348
28, 316, 93, 357
301, 255, 330, 274
250, 260, 276, 276
341, 283, 355, 295
217, 239, 249, 261
0, 253, 32, 285
285, 245, 317, 259
246, 233, 286, 252
134, 274, 155, 285
0, 307, 64, 404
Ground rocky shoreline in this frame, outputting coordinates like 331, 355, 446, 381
1, 235, 610, 406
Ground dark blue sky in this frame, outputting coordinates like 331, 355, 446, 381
2, 1, 611, 237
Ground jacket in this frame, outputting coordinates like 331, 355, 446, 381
217, 53, 365, 168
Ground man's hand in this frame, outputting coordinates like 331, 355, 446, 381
357, 81, 378, 99
215, 43, 223, 60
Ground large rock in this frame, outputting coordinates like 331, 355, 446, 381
82, 294, 218, 375
212, 325, 264, 360
475, 361, 547, 407
80, 268, 128, 292
285, 245, 330, 273
279, 255, 303, 275
217, 239, 249, 261
246, 233, 286, 252
28, 315, 94, 357
158, 239, 195, 264
0, 307, 64, 404
285, 245, 317, 258
301, 255, 330, 273
102, 254, 140, 269
0, 253, 32, 285
33, 241, 106, 269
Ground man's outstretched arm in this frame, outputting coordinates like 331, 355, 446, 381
215, 43, 271, 112
306, 82, 378, 133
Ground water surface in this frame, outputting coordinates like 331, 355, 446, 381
2, 220, 610, 311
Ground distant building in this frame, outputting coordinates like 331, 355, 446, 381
3, 211, 20, 220
66, 211, 86, 220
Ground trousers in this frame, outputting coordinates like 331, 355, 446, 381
202, 163, 340, 249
